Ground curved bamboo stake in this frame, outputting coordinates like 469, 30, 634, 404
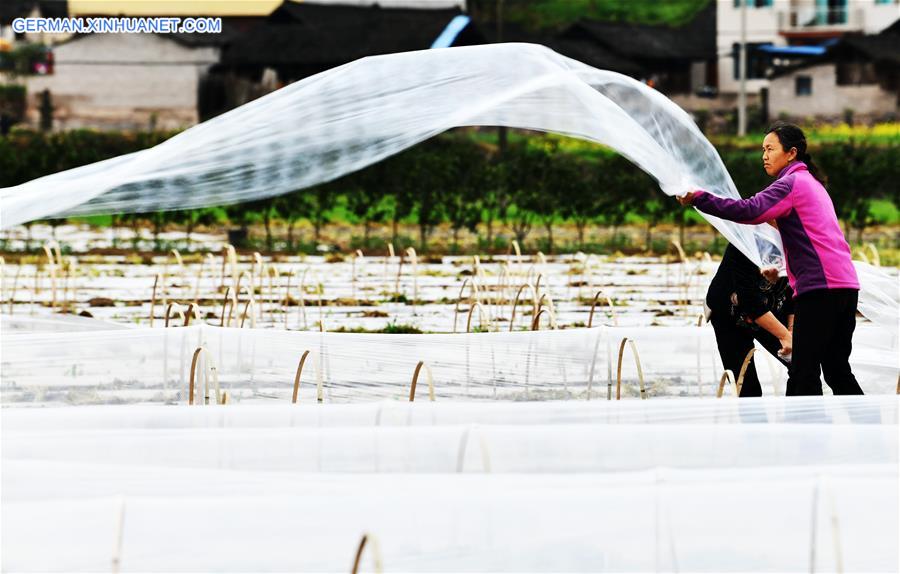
697, 313, 705, 326
509, 282, 537, 332
587, 290, 618, 328
239, 298, 256, 328
495, 261, 511, 319
615, 337, 646, 400
220, 286, 235, 327
511, 239, 522, 272
220, 244, 238, 287
164, 302, 187, 327
536, 251, 547, 265
265, 264, 279, 322
42, 243, 58, 311
291, 350, 310, 404
383, 242, 395, 288
183, 303, 195, 327
409, 360, 435, 402
534, 293, 558, 328
735, 347, 757, 397
60, 256, 76, 313
717, 369, 737, 398
163, 248, 184, 303
531, 307, 556, 331
466, 301, 489, 333
351, 533, 383, 574
252, 252, 264, 291
406, 247, 418, 313
453, 278, 476, 333
188, 346, 221, 405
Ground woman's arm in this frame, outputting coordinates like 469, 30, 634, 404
680, 177, 794, 225
755, 311, 792, 356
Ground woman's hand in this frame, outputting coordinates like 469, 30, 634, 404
760, 267, 780, 284
677, 191, 696, 206
778, 332, 793, 358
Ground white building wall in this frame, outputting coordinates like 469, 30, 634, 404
768, 63, 898, 118
25, 33, 218, 130
716, 0, 899, 95
716, 0, 785, 95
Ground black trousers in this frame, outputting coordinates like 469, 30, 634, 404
710, 313, 788, 397
787, 288, 863, 396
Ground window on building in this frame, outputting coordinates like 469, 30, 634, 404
837, 60, 878, 85
795, 76, 813, 96
732, 43, 772, 80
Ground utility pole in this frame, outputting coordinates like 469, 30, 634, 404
737, 0, 747, 136
497, 0, 507, 154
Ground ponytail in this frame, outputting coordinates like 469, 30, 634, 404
766, 122, 827, 186
799, 151, 827, 187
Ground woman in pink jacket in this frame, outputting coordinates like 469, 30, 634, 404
679, 122, 862, 396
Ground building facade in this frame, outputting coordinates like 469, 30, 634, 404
716, 0, 899, 97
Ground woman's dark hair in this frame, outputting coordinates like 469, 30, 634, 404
765, 121, 827, 186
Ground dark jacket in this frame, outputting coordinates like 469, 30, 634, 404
707, 244, 794, 330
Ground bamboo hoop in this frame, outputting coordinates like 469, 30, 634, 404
220, 244, 238, 287
509, 282, 538, 332
383, 242, 395, 287
511, 239, 522, 272
453, 278, 477, 333
291, 350, 324, 404
536, 251, 547, 265
252, 252, 264, 291
587, 290, 618, 328
265, 264, 279, 322
220, 286, 235, 327
239, 298, 256, 328
495, 261, 510, 318
409, 360, 435, 402
466, 301, 489, 333
164, 302, 187, 327
717, 370, 737, 398
42, 243, 58, 311
162, 248, 184, 305
188, 346, 221, 405
735, 347, 757, 397
615, 337, 646, 400
351, 533, 383, 574
531, 307, 555, 331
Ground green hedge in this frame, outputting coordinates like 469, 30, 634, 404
2, 128, 897, 249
